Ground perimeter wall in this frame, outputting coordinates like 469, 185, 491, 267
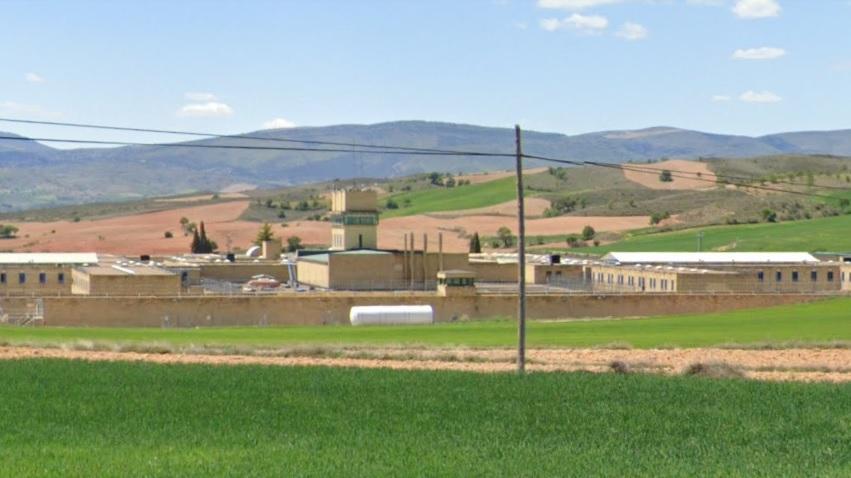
8, 292, 830, 327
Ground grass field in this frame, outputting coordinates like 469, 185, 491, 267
1, 359, 850, 476
578, 213, 851, 253
381, 176, 518, 218
2, 298, 850, 350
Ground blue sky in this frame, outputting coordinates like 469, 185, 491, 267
1, 0, 849, 145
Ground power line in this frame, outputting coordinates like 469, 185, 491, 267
0, 117, 513, 157
0, 135, 514, 157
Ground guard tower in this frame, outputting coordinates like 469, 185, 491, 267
330, 189, 378, 250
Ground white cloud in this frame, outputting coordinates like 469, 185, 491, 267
537, 0, 621, 9
739, 90, 782, 103
177, 102, 234, 117
515, 21, 529, 30
25, 72, 45, 83
615, 22, 648, 40
732, 47, 786, 60
732, 0, 780, 18
184, 92, 218, 102
712, 95, 732, 101
540, 13, 608, 33
0, 101, 62, 119
262, 118, 297, 129
687, 0, 725, 5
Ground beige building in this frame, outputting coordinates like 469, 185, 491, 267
71, 263, 181, 296
0, 253, 97, 295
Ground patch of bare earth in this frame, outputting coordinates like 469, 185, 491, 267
3, 346, 850, 383
456, 167, 548, 185
623, 159, 717, 191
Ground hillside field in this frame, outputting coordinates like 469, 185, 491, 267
3, 298, 850, 349
0, 359, 849, 476
578, 213, 851, 253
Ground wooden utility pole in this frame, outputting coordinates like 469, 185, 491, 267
515, 124, 527, 374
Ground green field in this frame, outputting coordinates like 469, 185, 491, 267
1, 359, 850, 476
579, 213, 851, 253
3, 298, 850, 350
381, 176, 518, 218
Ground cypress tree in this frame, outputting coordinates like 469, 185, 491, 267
190, 228, 201, 253
469, 232, 482, 253
199, 221, 209, 253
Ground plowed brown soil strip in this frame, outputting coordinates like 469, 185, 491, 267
3, 346, 851, 383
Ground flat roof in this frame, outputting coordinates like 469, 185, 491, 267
602, 252, 820, 264
0, 253, 98, 265
77, 264, 175, 276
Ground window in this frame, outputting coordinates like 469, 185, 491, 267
792, 271, 799, 282
57, 272, 65, 284
39, 272, 47, 284
775, 271, 782, 282
0, 272, 5, 284
18, 273, 26, 284
828, 271, 835, 282
757, 271, 764, 282
811, 271, 818, 282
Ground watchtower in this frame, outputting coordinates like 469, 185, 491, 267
330, 190, 378, 250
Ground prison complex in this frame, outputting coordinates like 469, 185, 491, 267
1, 189, 849, 326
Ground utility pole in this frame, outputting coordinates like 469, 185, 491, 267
515, 124, 527, 374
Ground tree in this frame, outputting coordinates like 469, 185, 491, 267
254, 223, 275, 246
565, 235, 579, 248
650, 211, 671, 225
190, 228, 201, 253
193, 221, 216, 253
496, 226, 514, 248
581, 225, 596, 241
385, 198, 399, 209
0, 224, 18, 239
468, 232, 482, 253
761, 209, 778, 223
444, 176, 456, 188
428, 172, 442, 186
164, 231, 173, 239
286, 236, 304, 252
659, 170, 673, 182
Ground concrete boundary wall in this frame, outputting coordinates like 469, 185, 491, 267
13, 292, 830, 327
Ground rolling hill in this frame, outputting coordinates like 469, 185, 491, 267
1, 121, 851, 211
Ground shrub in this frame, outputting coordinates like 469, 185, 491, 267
164, 231, 174, 239
683, 362, 745, 379
385, 198, 399, 209
659, 170, 673, 182
581, 225, 595, 241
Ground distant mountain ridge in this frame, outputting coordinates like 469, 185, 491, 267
0, 120, 850, 211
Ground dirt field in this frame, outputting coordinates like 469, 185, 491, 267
456, 167, 548, 185
428, 198, 551, 217
2, 345, 849, 383
623, 159, 717, 190
379, 214, 649, 251
3, 201, 267, 255
3, 198, 647, 254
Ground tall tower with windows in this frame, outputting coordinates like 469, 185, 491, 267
329, 190, 378, 250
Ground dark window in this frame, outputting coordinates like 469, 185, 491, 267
775, 271, 782, 282
0, 272, 5, 284
811, 271, 818, 281
58, 273, 65, 284
757, 271, 764, 282
828, 271, 835, 282
39, 272, 47, 284
792, 271, 799, 282
18, 273, 26, 284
